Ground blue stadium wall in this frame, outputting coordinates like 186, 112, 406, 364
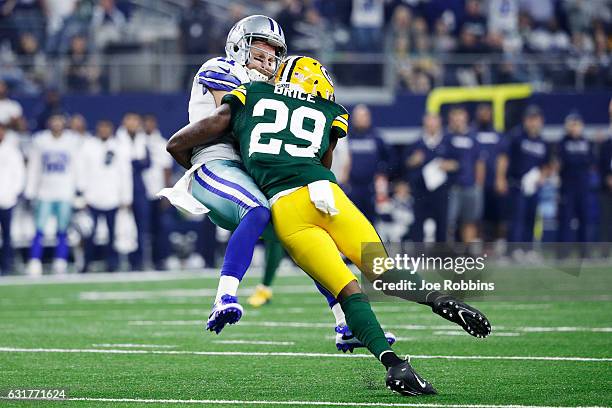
16, 92, 611, 138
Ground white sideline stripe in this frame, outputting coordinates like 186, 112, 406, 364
128, 320, 612, 334
79, 285, 317, 300
0, 397, 606, 408
0, 347, 610, 362
433, 331, 521, 337
0, 268, 304, 286
212, 340, 295, 346
91, 344, 177, 348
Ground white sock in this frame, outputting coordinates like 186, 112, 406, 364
215, 276, 240, 303
331, 302, 346, 326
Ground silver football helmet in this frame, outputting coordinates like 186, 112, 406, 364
225, 15, 287, 81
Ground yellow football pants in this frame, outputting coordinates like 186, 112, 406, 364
271, 184, 388, 298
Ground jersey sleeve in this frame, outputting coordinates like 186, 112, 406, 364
196, 58, 248, 92
221, 84, 247, 118
331, 113, 349, 138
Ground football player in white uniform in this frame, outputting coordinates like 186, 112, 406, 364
164, 16, 395, 351
25, 114, 80, 275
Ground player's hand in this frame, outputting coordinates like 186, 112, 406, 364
407, 150, 425, 167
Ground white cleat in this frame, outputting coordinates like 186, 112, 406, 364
27, 259, 43, 277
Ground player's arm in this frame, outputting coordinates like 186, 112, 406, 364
322, 134, 338, 169
167, 104, 232, 169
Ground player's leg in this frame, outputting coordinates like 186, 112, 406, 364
82, 206, 100, 273
28, 200, 52, 276
247, 240, 284, 307
52, 200, 73, 274
191, 161, 270, 333
324, 184, 491, 338
271, 200, 435, 395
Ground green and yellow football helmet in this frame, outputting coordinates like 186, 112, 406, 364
275, 55, 335, 101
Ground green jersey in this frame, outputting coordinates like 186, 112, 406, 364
221, 81, 349, 200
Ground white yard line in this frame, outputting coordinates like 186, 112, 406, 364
0, 397, 606, 408
91, 344, 177, 348
128, 320, 612, 334
79, 285, 317, 301
0, 347, 609, 362
212, 340, 295, 346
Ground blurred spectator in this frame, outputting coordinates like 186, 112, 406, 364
0, 80, 24, 128
519, 0, 554, 26
142, 114, 172, 270
564, 0, 612, 34
461, 0, 487, 38
15, 32, 46, 90
276, 0, 325, 54
599, 99, 612, 246
25, 114, 79, 275
69, 113, 92, 140
556, 112, 593, 245
404, 113, 456, 243
79, 119, 132, 272
1, 0, 46, 47
116, 112, 150, 271
497, 105, 552, 249
345, 104, 388, 223
34, 87, 65, 131
488, 0, 519, 37
475, 104, 507, 243
0, 122, 26, 274
276, 0, 304, 52
45, 0, 78, 41
432, 18, 456, 54
66, 35, 101, 92
445, 105, 485, 244
90, 0, 127, 51
179, 0, 213, 55
350, 0, 385, 51
388, 5, 412, 58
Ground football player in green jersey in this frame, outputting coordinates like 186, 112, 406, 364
167, 56, 491, 396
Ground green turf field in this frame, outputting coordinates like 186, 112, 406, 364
0, 270, 610, 407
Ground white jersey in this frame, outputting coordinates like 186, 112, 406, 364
25, 130, 80, 202
188, 56, 250, 165
143, 129, 173, 200
0, 139, 26, 209
77, 137, 133, 210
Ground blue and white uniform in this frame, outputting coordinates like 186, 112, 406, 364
164, 56, 268, 230
25, 130, 80, 262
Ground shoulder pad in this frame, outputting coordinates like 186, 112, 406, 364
197, 57, 250, 91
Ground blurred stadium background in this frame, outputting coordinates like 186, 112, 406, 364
0, 0, 611, 275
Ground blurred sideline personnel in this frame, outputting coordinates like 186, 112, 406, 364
556, 112, 593, 246
497, 105, 552, 255
404, 113, 456, 242
167, 56, 491, 396
345, 104, 388, 223
142, 114, 173, 270
0, 122, 25, 274
600, 99, 612, 250
474, 104, 507, 244
78, 120, 132, 272
25, 114, 79, 275
116, 113, 150, 271
445, 106, 485, 244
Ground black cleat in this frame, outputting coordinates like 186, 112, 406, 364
430, 295, 491, 338
386, 359, 437, 396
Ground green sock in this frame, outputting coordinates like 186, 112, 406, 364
340, 293, 394, 361
262, 241, 284, 287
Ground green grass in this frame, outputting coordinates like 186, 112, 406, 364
0, 271, 610, 407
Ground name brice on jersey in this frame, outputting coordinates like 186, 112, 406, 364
273, 83, 316, 103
